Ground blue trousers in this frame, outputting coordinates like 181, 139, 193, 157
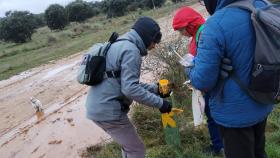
204, 94, 224, 152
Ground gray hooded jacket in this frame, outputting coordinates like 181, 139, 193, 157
85, 29, 164, 121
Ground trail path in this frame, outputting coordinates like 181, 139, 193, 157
0, 3, 206, 158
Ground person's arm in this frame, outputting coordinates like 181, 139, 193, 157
139, 83, 159, 94
120, 48, 163, 108
188, 21, 225, 91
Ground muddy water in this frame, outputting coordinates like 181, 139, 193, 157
0, 55, 83, 136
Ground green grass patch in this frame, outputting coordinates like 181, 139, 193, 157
80, 142, 122, 158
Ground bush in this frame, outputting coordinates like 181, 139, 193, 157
88, 1, 102, 16
99, 0, 111, 14
171, 0, 185, 3
142, 0, 166, 9
66, 0, 94, 22
45, 4, 68, 30
33, 13, 46, 28
73, 26, 85, 35
0, 11, 37, 43
107, 0, 129, 18
127, 2, 140, 11
47, 34, 58, 45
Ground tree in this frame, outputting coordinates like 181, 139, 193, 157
107, 0, 129, 18
171, 0, 185, 3
88, 1, 102, 16
100, 0, 110, 14
0, 11, 37, 43
33, 13, 46, 28
66, 0, 94, 22
142, 0, 166, 9
45, 4, 68, 30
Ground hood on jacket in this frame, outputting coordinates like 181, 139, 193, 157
203, 0, 238, 14
172, 6, 205, 56
172, 6, 205, 36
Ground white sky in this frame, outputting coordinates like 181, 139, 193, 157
0, 0, 99, 17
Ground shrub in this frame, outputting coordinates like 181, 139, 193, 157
142, 0, 166, 9
47, 34, 58, 45
45, 4, 68, 30
66, 0, 94, 22
106, 0, 129, 18
0, 11, 37, 43
33, 13, 46, 28
171, 0, 185, 3
127, 2, 140, 11
88, 1, 102, 16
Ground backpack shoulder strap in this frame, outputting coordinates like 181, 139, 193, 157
102, 42, 112, 56
231, 73, 252, 97
104, 38, 140, 57
227, 0, 256, 13
102, 32, 120, 56
103, 38, 140, 79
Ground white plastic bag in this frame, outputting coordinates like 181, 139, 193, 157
191, 89, 205, 126
179, 53, 194, 67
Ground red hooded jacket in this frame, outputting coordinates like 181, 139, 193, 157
172, 7, 205, 56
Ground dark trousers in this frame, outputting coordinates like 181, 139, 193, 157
204, 94, 224, 152
218, 119, 267, 158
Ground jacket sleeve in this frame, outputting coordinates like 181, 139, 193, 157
189, 20, 225, 91
140, 83, 159, 94
120, 49, 163, 108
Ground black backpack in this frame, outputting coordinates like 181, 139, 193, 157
226, 0, 280, 105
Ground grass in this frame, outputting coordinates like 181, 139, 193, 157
0, 1, 196, 81
266, 107, 280, 158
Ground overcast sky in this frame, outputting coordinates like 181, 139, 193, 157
0, 0, 99, 17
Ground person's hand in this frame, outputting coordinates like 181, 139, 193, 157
158, 80, 174, 98
159, 100, 172, 113
220, 58, 233, 80
159, 88, 172, 98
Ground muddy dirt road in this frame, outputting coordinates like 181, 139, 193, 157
0, 4, 206, 158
